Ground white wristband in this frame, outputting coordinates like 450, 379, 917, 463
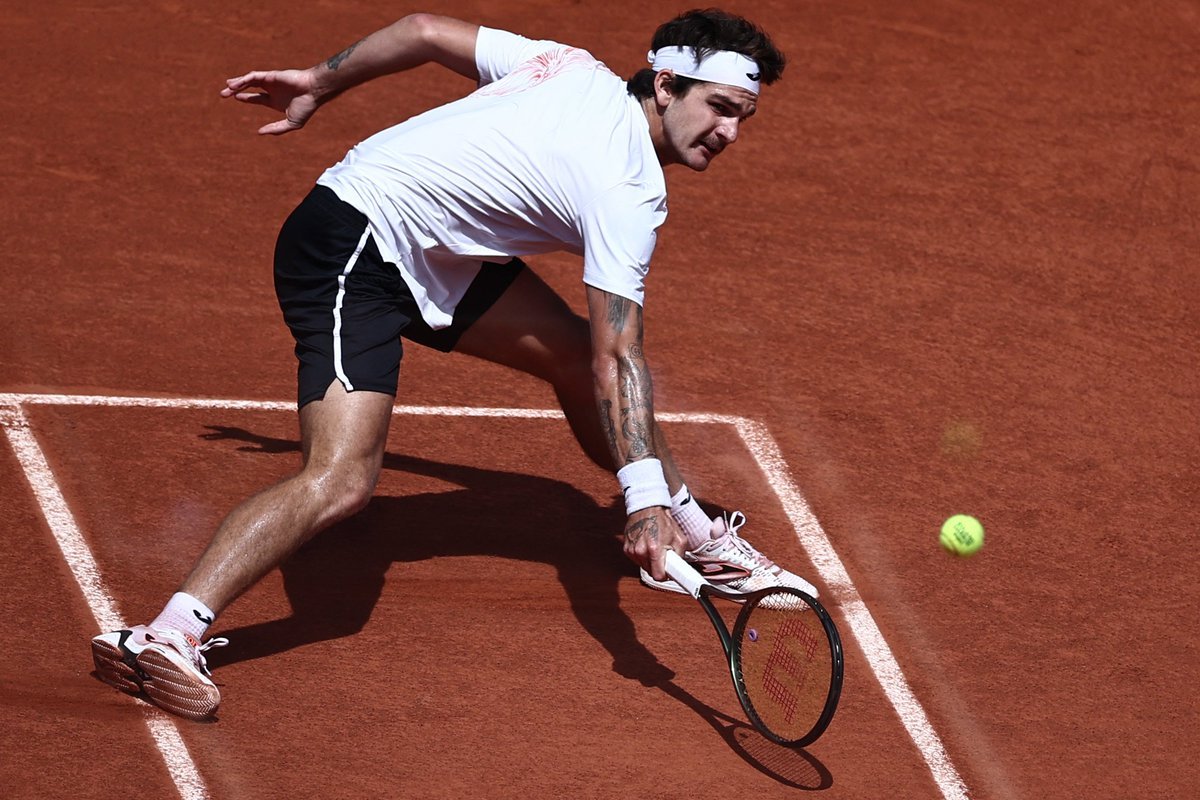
617, 458, 672, 515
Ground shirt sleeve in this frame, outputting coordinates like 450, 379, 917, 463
578, 183, 669, 306
474, 26, 563, 85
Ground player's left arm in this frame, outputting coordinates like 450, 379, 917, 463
586, 285, 687, 579
221, 13, 480, 135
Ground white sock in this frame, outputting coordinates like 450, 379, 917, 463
670, 484, 717, 550
152, 592, 216, 641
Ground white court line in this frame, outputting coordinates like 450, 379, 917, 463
0, 391, 970, 800
0, 391, 739, 425
734, 418, 970, 800
0, 402, 212, 800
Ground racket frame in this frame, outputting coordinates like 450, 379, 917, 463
665, 551, 844, 747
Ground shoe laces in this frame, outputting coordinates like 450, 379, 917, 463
151, 628, 229, 676
194, 637, 229, 676
721, 511, 775, 569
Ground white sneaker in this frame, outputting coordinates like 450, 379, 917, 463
92, 624, 228, 720
640, 512, 819, 599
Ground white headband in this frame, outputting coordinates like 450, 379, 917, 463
647, 46, 761, 95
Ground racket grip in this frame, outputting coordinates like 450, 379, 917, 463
664, 550, 706, 598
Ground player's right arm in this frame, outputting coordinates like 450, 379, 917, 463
221, 14, 479, 135
586, 285, 687, 580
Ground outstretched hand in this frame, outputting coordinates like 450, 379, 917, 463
220, 69, 320, 136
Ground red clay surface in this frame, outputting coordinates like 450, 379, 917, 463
2, 1, 1197, 798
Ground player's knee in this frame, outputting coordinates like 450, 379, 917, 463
305, 462, 379, 524
333, 477, 376, 519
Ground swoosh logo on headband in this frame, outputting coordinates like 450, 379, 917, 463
746, 72, 761, 80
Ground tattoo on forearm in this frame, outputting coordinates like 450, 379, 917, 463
618, 342, 654, 462
626, 516, 660, 546
597, 295, 654, 465
599, 399, 619, 456
326, 41, 361, 70
620, 410, 651, 459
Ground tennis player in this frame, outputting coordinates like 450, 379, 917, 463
90, 9, 818, 720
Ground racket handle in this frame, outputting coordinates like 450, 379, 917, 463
664, 550, 707, 598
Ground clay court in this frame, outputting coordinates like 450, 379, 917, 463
1, 1, 1196, 798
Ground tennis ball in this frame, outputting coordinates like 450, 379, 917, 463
939, 514, 984, 556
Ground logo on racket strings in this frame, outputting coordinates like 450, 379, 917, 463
759, 618, 820, 722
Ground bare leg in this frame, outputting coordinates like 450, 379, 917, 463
180, 381, 394, 613
453, 269, 685, 492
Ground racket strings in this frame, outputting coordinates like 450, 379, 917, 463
759, 616, 821, 722
737, 598, 831, 740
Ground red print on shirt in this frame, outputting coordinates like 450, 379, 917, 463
476, 47, 614, 96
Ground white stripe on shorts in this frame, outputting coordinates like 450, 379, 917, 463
333, 228, 373, 391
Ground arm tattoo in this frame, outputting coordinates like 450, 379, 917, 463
594, 292, 654, 466
599, 399, 619, 456
606, 295, 631, 333
625, 516, 660, 546
326, 41, 362, 70
618, 342, 654, 462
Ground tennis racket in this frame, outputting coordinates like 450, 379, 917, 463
665, 550, 843, 747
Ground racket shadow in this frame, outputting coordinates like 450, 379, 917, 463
199, 425, 672, 687
656, 672, 833, 789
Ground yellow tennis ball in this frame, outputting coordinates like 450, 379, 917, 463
940, 515, 984, 556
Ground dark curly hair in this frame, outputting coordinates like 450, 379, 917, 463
627, 8, 786, 99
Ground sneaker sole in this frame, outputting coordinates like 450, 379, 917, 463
639, 576, 689, 596
138, 648, 221, 720
91, 638, 220, 721
92, 637, 144, 695
639, 572, 751, 602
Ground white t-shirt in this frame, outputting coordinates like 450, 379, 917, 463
317, 26, 668, 329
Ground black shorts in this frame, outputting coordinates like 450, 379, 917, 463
274, 184, 524, 407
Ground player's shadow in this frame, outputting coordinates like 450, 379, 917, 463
199, 424, 831, 788
200, 425, 667, 687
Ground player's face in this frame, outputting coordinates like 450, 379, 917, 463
659, 80, 758, 171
